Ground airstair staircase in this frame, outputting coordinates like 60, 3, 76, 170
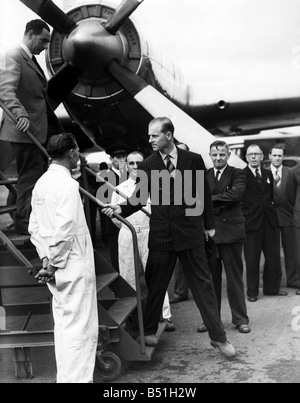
0, 168, 164, 381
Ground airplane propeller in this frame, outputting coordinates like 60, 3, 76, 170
19, 0, 76, 34
105, 0, 145, 35
19, 0, 246, 168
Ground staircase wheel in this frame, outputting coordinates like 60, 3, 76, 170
96, 351, 122, 381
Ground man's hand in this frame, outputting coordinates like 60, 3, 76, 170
16, 117, 30, 133
35, 263, 57, 284
102, 204, 122, 218
204, 229, 216, 242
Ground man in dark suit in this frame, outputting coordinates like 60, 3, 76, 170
269, 145, 299, 289
0, 20, 62, 235
242, 145, 287, 302
198, 141, 250, 334
103, 117, 236, 358
286, 164, 300, 296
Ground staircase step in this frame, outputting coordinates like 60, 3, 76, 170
1, 231, 31, 246
108, 297, 137, 326
0, 179, 17, 186
0, 205, 16, 215
96, 273, 119, 294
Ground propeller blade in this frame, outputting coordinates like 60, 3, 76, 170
105, 0, 144, 35
47, 63, 81, 110
106, 60, 246, 169
19, 0, 76, 34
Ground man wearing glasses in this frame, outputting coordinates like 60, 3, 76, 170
242, 145, 287, 302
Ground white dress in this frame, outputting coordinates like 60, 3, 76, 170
29, 164, 98, 384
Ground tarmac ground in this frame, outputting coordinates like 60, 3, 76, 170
1, 185, 300, 384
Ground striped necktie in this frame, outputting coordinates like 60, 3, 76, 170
165, 155, 175, 174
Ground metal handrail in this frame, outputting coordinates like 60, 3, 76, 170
0, 99, 146, 354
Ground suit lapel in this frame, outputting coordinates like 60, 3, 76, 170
177, 148, 190, 173
279, 167, 289, 194
207, 169, 217, 193
215, 165, 232, 193
18, 47, 46, 81
245, 166, 261, 191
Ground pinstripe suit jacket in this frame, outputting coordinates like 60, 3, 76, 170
0, 46, 62, 144
121, 148, 215, 252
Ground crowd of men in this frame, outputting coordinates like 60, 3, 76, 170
1, 18, 300, 384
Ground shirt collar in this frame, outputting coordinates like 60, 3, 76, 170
271, 164, 283, 175
20, 43, 33, 59
214, 165, 228, 176
49, 163, 72, 177
160, 145, 178, 161
111, 166, 121, 178
249, 165, 262, 176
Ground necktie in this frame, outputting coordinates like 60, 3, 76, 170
216, 170, 221, 183
275, 170, 281, 188
256, 169, 262, 186
165, 155, 175, 174
32, 55, 45, 77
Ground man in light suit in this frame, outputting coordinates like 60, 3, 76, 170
269, 145, 299, 290
103, 117, 237, 359
242, 145, 287, 302
198, 141, 250, 334
0, 20, 63, 235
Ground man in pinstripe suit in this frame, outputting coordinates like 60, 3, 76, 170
103, 117, 236, 358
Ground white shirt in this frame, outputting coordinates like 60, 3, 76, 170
111, 177, 151, 230
160, 145, 178, 170
271, 164, 283, 178
214, 165, 228, 181
20, 43, 33, 59
249, 166, 262, 177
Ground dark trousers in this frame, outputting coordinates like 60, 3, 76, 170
107, 232, 120, 273
244, 219, 282, 298
11, 143, 45, 233
144, 245, 227, 343
280, 226, 299, 287
293, 228, 300, 286
173, 259, 189, 300
211, 243, 249, 327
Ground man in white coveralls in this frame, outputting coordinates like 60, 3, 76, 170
111, 151, 175, 332
29, 133, 98, 384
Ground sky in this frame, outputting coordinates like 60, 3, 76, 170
1, 0, 300, 100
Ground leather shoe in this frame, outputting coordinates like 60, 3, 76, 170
197, 324, 208, 333
211, 340, 237, 359
238, 324, 251, 334
296, 290, 300, 296
164, 319, 176, 332
248, 297, 258, 303
170, 296, 188, 304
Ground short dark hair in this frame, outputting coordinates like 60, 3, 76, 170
149, 117, 175, 136
210, 140, 230, 152
269, 145, 286, 155
47, 133, 78, 160
25, 20, 50, 36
